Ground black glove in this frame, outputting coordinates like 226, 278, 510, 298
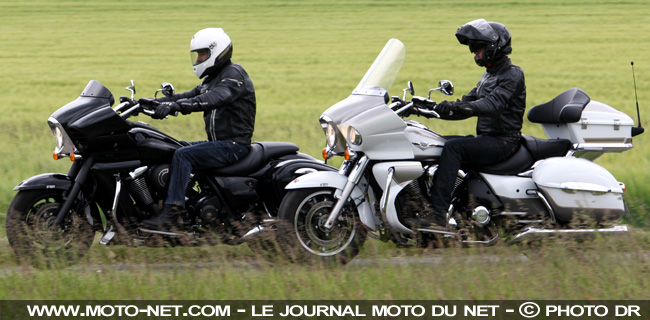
435, 100, 454, 117
153, 101, 180, 119
176, 98, 198, 115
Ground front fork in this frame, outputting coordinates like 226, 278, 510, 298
323, 155, 369, 229
53, 157, 93, 226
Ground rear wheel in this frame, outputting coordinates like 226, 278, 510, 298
6, 190, 95, 268
277, 188, 366, 264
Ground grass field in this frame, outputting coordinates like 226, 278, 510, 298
1, 0, 650, 301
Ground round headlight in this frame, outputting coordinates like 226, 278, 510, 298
343, 125, 362, 146
325, 123, 337, 147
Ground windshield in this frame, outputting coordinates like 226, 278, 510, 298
354, 38, 406, 95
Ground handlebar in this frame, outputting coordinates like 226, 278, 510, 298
115, 101, 177, 120
390, 99, 440, 119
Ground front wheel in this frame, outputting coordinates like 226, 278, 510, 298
6, 190, 95, 268
277, 188, 367, 264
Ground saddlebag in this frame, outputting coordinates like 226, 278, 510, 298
532, 157, 626, 222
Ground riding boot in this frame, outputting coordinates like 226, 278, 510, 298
406, 212, 449, 231
142, 205, 183, 230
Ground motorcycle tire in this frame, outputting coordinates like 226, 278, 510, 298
277, 188, 366, 265
6, 190, 95, 268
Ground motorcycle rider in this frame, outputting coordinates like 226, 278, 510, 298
140, 28, 256, 230
409, 19, 526, 230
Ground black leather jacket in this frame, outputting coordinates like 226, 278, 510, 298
168, 61, 256, 146
450, 57, 526, 138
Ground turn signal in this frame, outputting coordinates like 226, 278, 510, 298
53, 152, 60, 160
344, 149, 350, 160
322, 148, 329, 160
70, 152, 76, 162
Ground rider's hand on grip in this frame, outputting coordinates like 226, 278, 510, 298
153, 101, 181, 119
435, 100, 454, 117
176, 98, 197, 115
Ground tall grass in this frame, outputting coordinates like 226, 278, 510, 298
1, 0, 649, 300
1, 231, 649, 300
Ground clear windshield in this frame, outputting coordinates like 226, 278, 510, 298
355, 38, 406, 93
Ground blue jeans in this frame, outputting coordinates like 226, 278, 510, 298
430, 135, 519, 215
165, 140, 249, 207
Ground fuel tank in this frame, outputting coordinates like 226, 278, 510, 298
404, 120, 444, 159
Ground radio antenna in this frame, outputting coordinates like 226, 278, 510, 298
631, 61, 645, 136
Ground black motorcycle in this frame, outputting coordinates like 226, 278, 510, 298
6, 80, 334, 267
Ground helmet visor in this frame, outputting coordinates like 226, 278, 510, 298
469, 42, 486, 53
191, 48, 211, 66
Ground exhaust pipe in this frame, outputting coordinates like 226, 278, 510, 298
508, 225, 628, 244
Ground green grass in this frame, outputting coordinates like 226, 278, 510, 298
1, 231, 649, 300
1, 0, 650, 301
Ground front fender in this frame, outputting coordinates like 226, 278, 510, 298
286, 171, 378, 230
14, 173, 72, 191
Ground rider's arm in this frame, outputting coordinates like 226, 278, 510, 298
461, 87, 479, 102
180, 67, 248, 112
466, 68, 525, 116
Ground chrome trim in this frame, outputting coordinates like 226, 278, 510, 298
295, 168, 318, 175
110, 175, 125, 231
509, 225, 628, 244
352, 87, 387, 96
499, 211, 528, 216
461, 234, 499, 245
535, 190, 556, 223
379, 167, 395, 214
560, 181, 616, 194
99, 225, 115, 245
129, 166, 148, 180
416, 228, 457, 236
323, 155, 369, 229
138, 228, 184, 237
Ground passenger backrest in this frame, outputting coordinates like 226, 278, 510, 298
527, 88, 590, 124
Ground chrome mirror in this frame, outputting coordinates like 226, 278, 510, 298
156, 82, 175, 98
125, 80, 136, 99
403, 81, 415, 100
428, 80, 454, 99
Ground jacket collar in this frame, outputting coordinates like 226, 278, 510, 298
486, 56, 511, 74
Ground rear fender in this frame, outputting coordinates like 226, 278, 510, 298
14, 173, 72, 191
286, 171, 378, 230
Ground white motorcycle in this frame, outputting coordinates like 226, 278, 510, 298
277, 38, 644, 263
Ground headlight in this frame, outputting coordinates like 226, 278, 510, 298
325, 123, 337, 148
48, 117, 74, 157
342, 125, 362, 146
53, 127, 64, 150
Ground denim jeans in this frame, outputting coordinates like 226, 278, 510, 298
430, 135, 519, 215
165, 140, 249, 207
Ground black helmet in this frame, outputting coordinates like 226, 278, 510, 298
455, 19, 512, 67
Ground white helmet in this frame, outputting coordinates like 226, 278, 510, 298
190, 28, 233, 78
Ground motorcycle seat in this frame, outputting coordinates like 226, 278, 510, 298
521, 135, 572, 160
210, 141, 299, 176
476, 135, 572, 175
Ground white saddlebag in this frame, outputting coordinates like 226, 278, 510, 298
532, 157, 626, 222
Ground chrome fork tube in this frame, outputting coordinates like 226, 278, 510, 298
323, 155, 369, 229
